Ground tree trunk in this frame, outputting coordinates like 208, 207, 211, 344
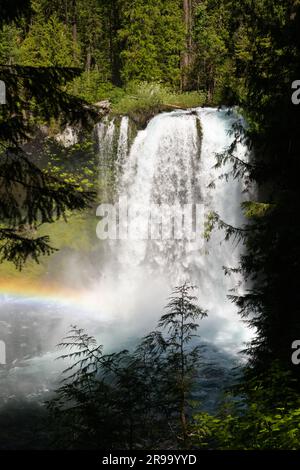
72, 0, 77, 60
179, 302, 188, 447
181, 0, 192, 91
86, 46, 92, 73
107, 1, 122, 86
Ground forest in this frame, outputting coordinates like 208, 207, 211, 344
0, 0, 300, 452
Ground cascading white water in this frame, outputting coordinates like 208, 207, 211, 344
96, 118, 116, 200
97, 117, 116, 158
94, 107, 251, 354
195, 108, 249, 351
116, 110, 200, 272
117, 116, 129, 165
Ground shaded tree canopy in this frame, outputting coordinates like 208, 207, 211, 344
0, 62, 103, 268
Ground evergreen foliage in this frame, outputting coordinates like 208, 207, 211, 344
0, 63, 101, 268
47, 284, 208, 449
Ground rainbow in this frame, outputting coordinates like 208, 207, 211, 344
0, 279, 97, 309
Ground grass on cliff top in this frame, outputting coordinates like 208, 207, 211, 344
69, 71, 206, 119
110, 82, 206, 127
112, 82, 206, 115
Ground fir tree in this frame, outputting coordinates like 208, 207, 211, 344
47, 284, 208, 449
157, 283, 207, 447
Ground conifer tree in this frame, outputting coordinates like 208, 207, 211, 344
47, 284, 208, 449
157, 283, 207, 447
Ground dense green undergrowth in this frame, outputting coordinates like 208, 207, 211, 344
110, 82, 206, 126
69, 77, 208, 125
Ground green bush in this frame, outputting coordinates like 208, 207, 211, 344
111, 81, 206, 126
191, 365, 300, 450
67, 70, 125, 104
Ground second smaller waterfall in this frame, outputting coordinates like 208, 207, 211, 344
117, 116, 129, 165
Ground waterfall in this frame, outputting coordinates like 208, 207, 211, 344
117, 116, 129, 165
94, 107, 251, 354
97, 117, 116, 159
97, 118, 116, 200
115, 110, 201, 273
